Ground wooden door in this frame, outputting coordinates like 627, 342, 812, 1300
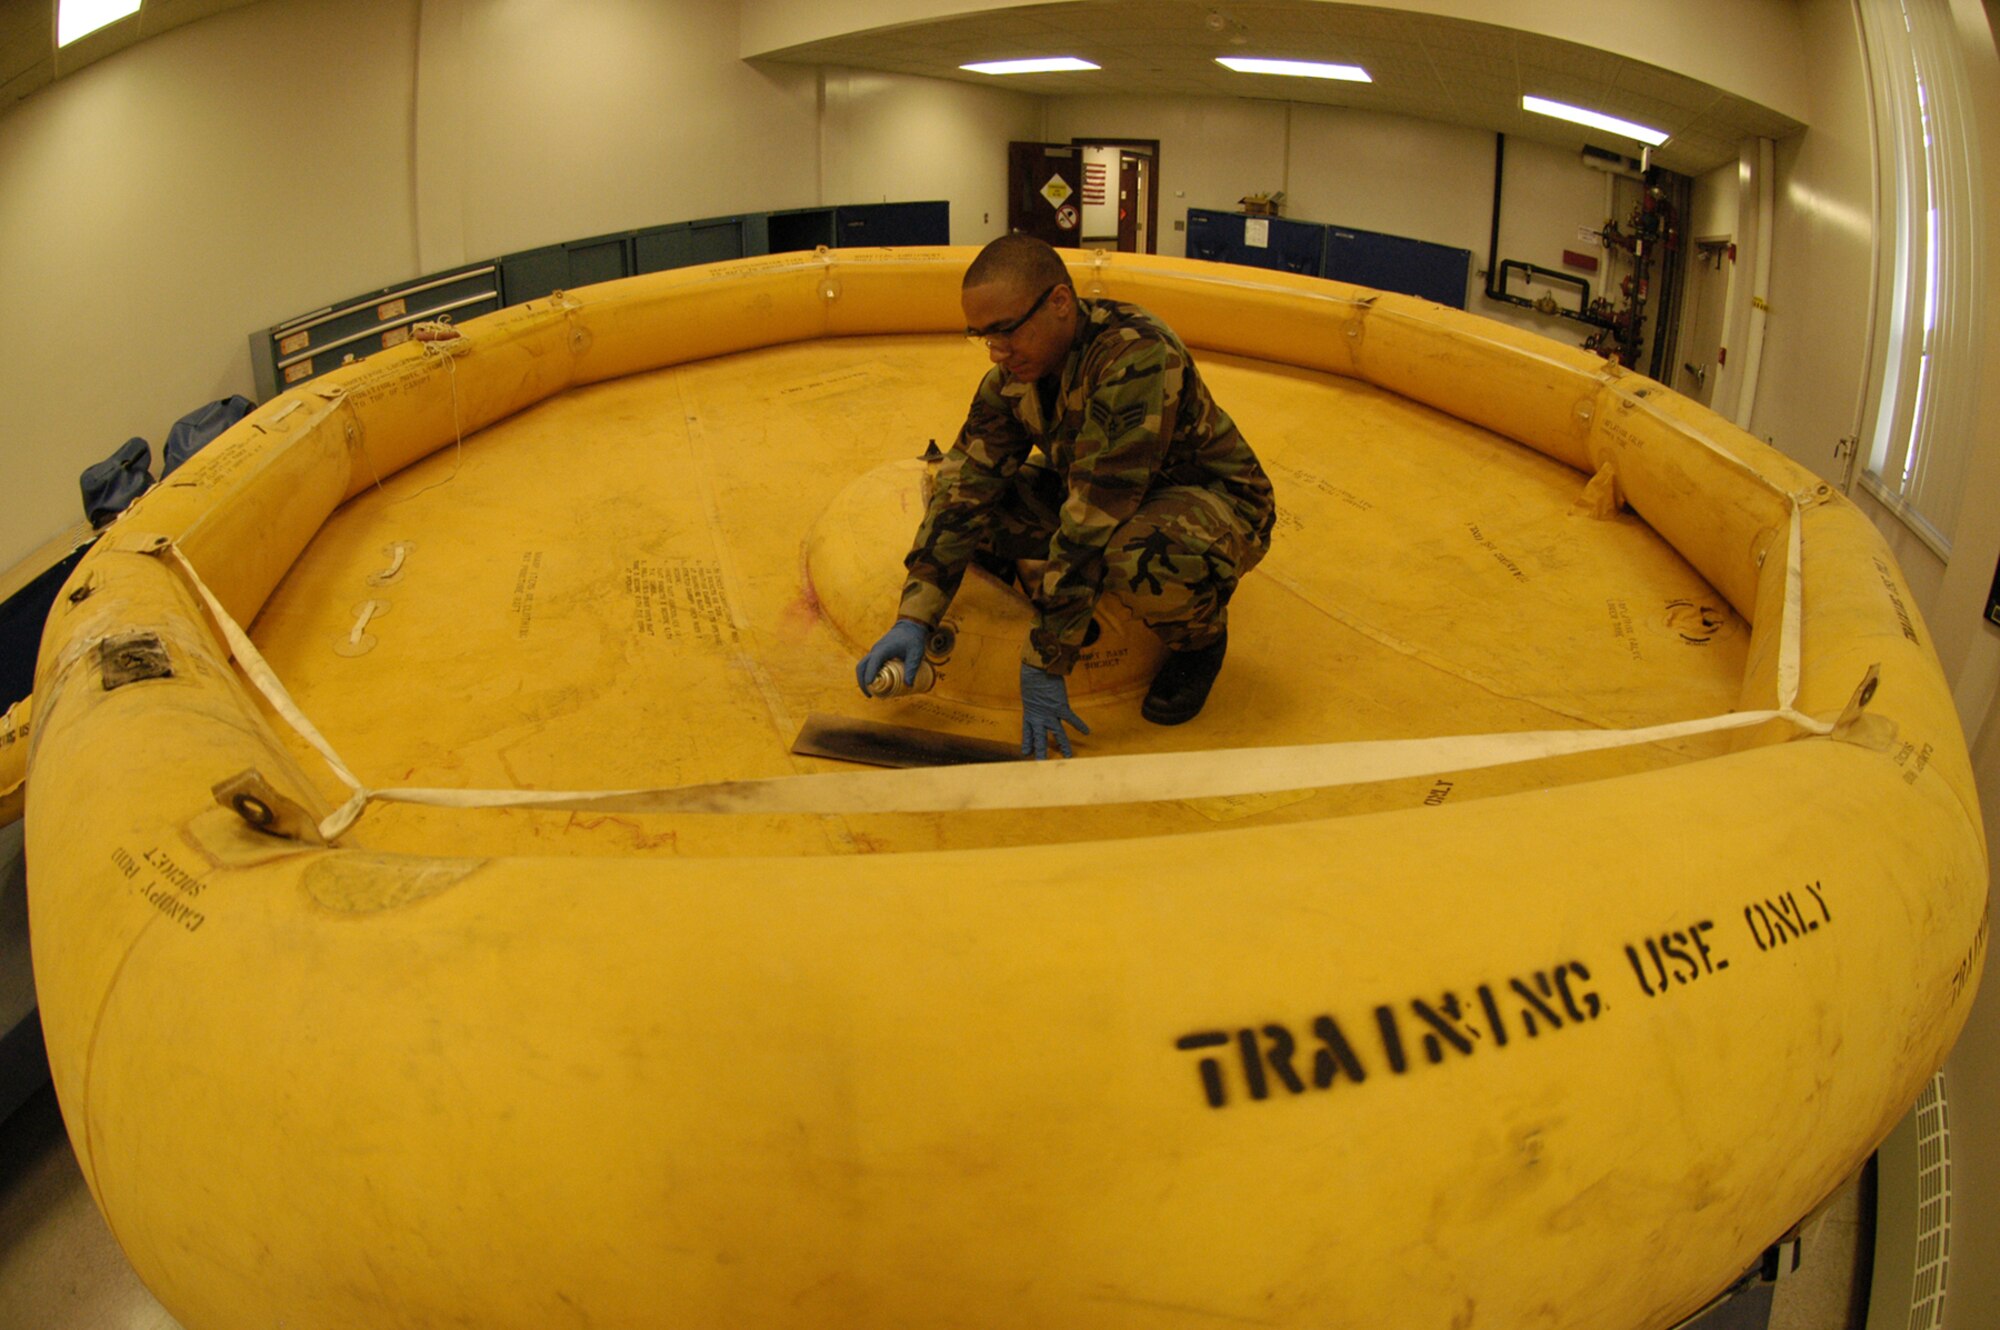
1008, 143, 1084, 246
1116, 154, 1140, 252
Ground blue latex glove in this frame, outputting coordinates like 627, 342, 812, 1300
856, 619, 929, 695
1020, 663, 1090, 759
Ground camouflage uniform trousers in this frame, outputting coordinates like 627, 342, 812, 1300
973, 462, 1267, 652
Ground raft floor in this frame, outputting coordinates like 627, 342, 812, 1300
250, 335, 1750, 857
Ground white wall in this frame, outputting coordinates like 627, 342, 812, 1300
446, 0, 819, 263
1047, 93, 1634, 344
1928, 2, 2000, 1324
1044, 94, 1287, 258
1078, 143, 1119, 243
741, 0, 1813, 122
820, 67, 1040, 246
0, 0, 424, 569
0, 0, 1038, 569
1481, 132, 1632, 342
1752, 3, 1877, 487
1686, 159, 1745, 418
1285, 103, 1498, 250
1753, 5, 2000, 1326
1689, 158, 1741, 240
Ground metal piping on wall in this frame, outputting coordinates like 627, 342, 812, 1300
1484, 133, 1614, 329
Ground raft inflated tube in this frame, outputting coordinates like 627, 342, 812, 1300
0, 696, 26, 824
27, 248, 1987, 1330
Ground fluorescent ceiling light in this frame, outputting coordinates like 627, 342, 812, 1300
1522, 95, 1668, 147
960, 57, 1099, 75
58, 0, 143, 47
1216, 57, 1371, 82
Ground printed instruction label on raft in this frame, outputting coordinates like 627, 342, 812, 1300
1950, 915, 1988, 1005
111, 845, 207, 935
1178, 878, 1841, 1109
775, 366, 880, 405
1873, 558, 1921, 645
625, 558, 738, 646
182, 435, 261, 495
1467, 523, 1529, 582
349, 356, 436, 409
512, 551, 543, 638
1605, 599, 1643, 660
1272, 461, 1374, 513
1892, 738, 1934, 786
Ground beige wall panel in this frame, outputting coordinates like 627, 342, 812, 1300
0, 0, 421, 570
1689, 158, 1741, 240
741, 0, 1811, 120
1933, 0, 2000, 1312
820, 68, 1042, 247
1283, 103, 1495, 250
1754, 118, 1873, 482
1048, 93, 1620, 346
1042, 94, 1286, 260
1478, 132, 1622, 342
1689, 158, 1746, 418
449, 0, 819, 261
0, 1, 1035, 568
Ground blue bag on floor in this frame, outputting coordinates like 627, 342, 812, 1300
79, 437, 153, 528
161, 395, 253, 477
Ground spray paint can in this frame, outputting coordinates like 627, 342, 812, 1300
867, 658, 937, 697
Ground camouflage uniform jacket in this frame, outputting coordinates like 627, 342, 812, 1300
899, 298, 1276, 674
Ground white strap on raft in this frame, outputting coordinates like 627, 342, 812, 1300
163, 504, 1838, 845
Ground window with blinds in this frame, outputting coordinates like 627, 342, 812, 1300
1856, 0, 1982, 558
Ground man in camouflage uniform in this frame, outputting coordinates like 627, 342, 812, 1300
856, 235, 1276, 758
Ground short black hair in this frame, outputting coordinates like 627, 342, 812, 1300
963, 234, 1074, 294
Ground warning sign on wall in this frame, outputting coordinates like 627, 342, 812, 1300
1055, 204, 1079, 230
1041, 174, 1074, 209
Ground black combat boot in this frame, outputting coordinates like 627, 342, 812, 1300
1141, 632, 1228, 725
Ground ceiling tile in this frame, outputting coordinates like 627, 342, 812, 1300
761, 0, 1799, 177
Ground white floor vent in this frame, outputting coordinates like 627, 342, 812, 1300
1868, 1070, 1952, 1330
1905, 1073, 1951, 1330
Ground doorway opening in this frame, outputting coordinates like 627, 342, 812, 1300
1675, 236, 1733, 410
1073, 139, 1159, 254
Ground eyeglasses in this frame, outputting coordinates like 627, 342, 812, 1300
966, 283, 1060, 346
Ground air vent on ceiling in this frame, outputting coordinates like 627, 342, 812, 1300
1580, 145, 1645, 178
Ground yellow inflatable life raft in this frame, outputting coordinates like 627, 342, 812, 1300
20, 248, 1987, 1329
